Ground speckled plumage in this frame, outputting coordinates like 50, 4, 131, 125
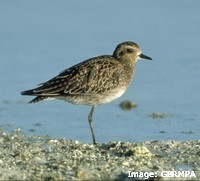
21, 41, 152, 144
24, 56, 125, 105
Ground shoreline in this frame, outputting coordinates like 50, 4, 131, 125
0, 129, 199, 180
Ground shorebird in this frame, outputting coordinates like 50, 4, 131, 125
21, 41, 152, 144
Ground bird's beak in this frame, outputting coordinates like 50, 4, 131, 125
139, 53, 152, 60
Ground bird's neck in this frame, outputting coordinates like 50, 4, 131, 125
121, 61, 135, 81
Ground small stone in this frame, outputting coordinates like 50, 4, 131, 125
159, 130, 166, 134
126, 146, 154, 158
28, 129, 36, 132
75, 169, 88, 179
122, 161, 129, 166
34, 123, 42, 127
150, 112, 170, 119
74, 140, 79, 144
119, 100, 137, 110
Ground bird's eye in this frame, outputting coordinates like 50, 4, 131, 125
127, 48, 133, 53
119, 51, 124, 56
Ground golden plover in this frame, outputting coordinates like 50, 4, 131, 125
21, 41, 152, 144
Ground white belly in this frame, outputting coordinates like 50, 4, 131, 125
57, 86, 128, 106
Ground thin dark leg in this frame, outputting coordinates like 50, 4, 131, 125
88, 105, 96, 144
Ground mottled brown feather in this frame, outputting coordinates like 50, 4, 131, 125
24, 56, 124, 98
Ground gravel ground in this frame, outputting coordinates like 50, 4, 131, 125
0, 129, 199, 180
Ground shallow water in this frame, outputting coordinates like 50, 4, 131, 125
0, 1, 200, 143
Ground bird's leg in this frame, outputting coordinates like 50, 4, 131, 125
88, 106, 97, 145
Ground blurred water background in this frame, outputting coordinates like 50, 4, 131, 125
0, 0, 200, 143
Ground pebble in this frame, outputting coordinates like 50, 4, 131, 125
0, 129, 199, 180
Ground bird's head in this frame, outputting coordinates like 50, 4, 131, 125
113, 41, 152, 63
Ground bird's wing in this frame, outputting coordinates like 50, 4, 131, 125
30, 56, 124, 96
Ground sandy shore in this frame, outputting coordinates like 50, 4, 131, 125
0, 129, 199, 180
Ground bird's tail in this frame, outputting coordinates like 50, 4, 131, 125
21, 89, 35, 96
21, 89, 51, 103
28, 96, 50, 103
